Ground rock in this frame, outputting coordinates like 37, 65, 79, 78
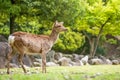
116, 58, 120, 64
0, 42, 12, 68
89, 58, 103, 65
11, 54, 33, 67
32, 58, 42, 67
99, 55, 107, 62
0, 57, 6, 68
70, 60, 83, 66
98, 55, 112, 64
106, 59, 112, 65
79, 60, 84, 66
0, 42, 11, 57
112, 60, 119, 65
23, 55, 33, 67
33, 62, 41, 67
35, 58, 42, 63
69, 61, 78, 66
58, 57, 71, 66
79, 55, 84, 59
9, 63, 19, 68
19, 65, 30, 69
0, 35, 7, 42
46, 62, 58, 67
54, 52, 63, 61
72, 54, 80, 61
24, 65, 30, 68
109, 56, 116, 60
81, 55, 89, 65
28, 55, 36, 67
64, 54, 73, 60
47, 50, 55, 62
0, 42, 33, 68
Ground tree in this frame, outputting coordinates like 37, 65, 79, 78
1, 0, 120, 54
0, 0, 85, 53
74, 0, 120, 56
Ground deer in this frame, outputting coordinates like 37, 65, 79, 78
7, 21, 67, 74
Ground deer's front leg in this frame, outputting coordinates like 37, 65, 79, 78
41, 53, 46, 73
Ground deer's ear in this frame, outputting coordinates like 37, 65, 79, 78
54, 20, 58, 26
55, 20, 58, 24
60, 22, 64, 24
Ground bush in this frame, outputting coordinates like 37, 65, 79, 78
53, 28, 85, 53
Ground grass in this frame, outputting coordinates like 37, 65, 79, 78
0, 65, 120, 80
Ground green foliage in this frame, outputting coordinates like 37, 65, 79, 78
75, 0, 120, 36
73, 0, 120, 55
0, 0, 86, 53
96, 46, 107, 55
0, 25, 9, 35
106, 39, 117, 44
37, 0, 85, 26
53, 28, 85, 53
0, 0, 120, 54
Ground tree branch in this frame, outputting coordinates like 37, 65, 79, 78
92, 17, 111, 57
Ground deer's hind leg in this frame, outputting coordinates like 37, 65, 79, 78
6, 49, 15, 74
18, 54, 27, 73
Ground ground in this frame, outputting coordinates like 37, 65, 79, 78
0, 65, 120, 80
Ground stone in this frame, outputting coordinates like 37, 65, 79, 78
0, 42, 33, 68
19, 65, 30, 69
112, 60, 119, 65
35, 58, 42, 63
58, 57, 71, 66
46, 62, 58, 67
0, 35, 7, 42
79, 60, 84, 66
81, 55, 89, 65
54, 52, 63, 61
106, 59, 112, 65
23, 55, 33, 67
0, 42, 12, 68
72, 54, 80, 61
69, 61, 77, 66
33, 62, 41, 67
99, 55, 107, 62
70, 60, 83, 66
47, 50, 55, 62
90, 58, 103, 65
11, 54, 33, 67
116, 59, 120, 64
79, 55, 84, 59
0, 57, 6, 68
9, 63, 19, 68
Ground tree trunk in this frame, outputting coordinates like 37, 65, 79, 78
92, 17, 110, 57
89, 38, 95, 57
10, 14, 16, 34
82, 31, 95, 57
10, 0, 16, 34
83, 17, 110, 57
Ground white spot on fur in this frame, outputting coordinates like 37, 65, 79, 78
8, 35, 15, 45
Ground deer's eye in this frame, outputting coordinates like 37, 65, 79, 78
57, 25, 61, 27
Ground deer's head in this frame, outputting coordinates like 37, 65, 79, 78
53, 21, 67, 32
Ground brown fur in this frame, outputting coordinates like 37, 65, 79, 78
7, 21, 67, 74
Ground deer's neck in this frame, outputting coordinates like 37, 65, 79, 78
49, 29, 59, 44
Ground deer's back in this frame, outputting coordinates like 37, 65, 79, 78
9, 31, 52, 55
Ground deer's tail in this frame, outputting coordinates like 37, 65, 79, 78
8, 35, 15, 46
